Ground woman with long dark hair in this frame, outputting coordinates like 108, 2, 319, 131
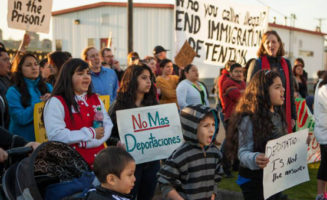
176, 64, 209, 110
108, 64, 159, 200
43, 58, 113, 166
293, 58, 308, 98
226, 70, 287, 200
247, 30, 296, 133
6, 53, 52, 141
47, 51, 70, 85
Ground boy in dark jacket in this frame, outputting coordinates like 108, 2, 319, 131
157, 105, 223, 200
86, 147, 136, 200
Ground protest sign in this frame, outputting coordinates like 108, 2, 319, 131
7, 0, 53, 33
33, 102, 47, 143
174, 41, 197, 68
174, 0, 268, 74
263, 129, 310, 199
295, 98, 320, 163
116, 104, 183, 164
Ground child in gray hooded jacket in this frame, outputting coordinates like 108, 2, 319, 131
157, 104, 223, 200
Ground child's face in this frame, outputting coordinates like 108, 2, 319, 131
114, 161, 136, 194
269, 77, 285, 107
197, 116, 215, 147
72, 68, 91, 95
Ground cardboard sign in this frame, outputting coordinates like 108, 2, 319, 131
33, 101, 47, 143
295, 98, 320, 163
263, 129, 310, 199
116, 104, 184, 164
7, 0, 53, 33
175, 0, 268, 67
174, 41, 197, 68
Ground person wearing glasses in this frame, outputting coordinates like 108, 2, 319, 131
127, 51, 140, 66
100, 48, 124, 82
82, 47, 119, 105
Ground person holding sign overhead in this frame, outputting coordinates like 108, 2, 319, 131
6, 53, 52, 141
108, 64, 159, 200
247, 30, 296, 133
43, 59, 113, 167
226, 70, 287, 200
176, 64, 209, 110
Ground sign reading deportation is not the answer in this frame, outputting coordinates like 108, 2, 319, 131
175, 0, 268, 66
263, 129, 310, 200
116, 104, 183, 164
7, 0, 53, 33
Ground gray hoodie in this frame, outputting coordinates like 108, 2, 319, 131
157, 104, 223, 200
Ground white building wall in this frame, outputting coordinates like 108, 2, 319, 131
52, 6, 173, 66
272, 27, 325, 78
52, 6, 325, 79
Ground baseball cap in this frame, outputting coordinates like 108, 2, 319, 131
153, 45, 169, 55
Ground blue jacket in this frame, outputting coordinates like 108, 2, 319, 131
6, 78, 52, 141
91, 67, 119, 104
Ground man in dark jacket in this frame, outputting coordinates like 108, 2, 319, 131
0, 48, 11, 128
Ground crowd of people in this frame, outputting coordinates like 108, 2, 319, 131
0, 29, 326, 200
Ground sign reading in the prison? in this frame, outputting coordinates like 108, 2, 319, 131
7, 0, 53, 33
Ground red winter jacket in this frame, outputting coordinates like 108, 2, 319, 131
218, 69, 230, 109
222, 77, 246, 120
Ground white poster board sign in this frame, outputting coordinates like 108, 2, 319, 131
175, 0, 268, 68
263, 129, 310, 199
7, 0, 53, 33
117, 104, 184, 164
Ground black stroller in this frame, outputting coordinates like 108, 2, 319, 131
2, 141, 96, 200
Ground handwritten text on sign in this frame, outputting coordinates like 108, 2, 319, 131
175, 0, 268, 66
263, 129, 310, 199
116, 104, 183, 164
7, 0, 53, 33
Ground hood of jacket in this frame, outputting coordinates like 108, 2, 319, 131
180, 104, 219, 147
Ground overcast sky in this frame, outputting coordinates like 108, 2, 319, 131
1, 0, 327, 40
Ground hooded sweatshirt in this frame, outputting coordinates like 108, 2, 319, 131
157, 104, 223, 200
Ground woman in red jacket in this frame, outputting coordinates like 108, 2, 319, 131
44, 58, 113, 167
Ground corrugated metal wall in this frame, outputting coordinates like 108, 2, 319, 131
52, 6, 174, 67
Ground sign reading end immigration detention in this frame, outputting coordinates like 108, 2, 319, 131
7, 0, 53, 33
116, 104, 184, 164
263, 129, 310, 199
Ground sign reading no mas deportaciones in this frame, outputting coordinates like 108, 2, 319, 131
7, 0, 53, 33
175, 0, 269, 66
263, 129, 310, 199
116, 104, 184, 164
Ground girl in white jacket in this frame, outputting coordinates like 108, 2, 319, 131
314, 74, 327, 200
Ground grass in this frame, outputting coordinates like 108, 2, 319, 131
219, 163, 320, 200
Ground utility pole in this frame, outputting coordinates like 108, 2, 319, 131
315, 18, 326, 32
127, 0, 133, 53
288, 13, 296, 61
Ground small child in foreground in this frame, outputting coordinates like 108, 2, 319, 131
86, 147, 136, 200
157, 104, 223, 200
